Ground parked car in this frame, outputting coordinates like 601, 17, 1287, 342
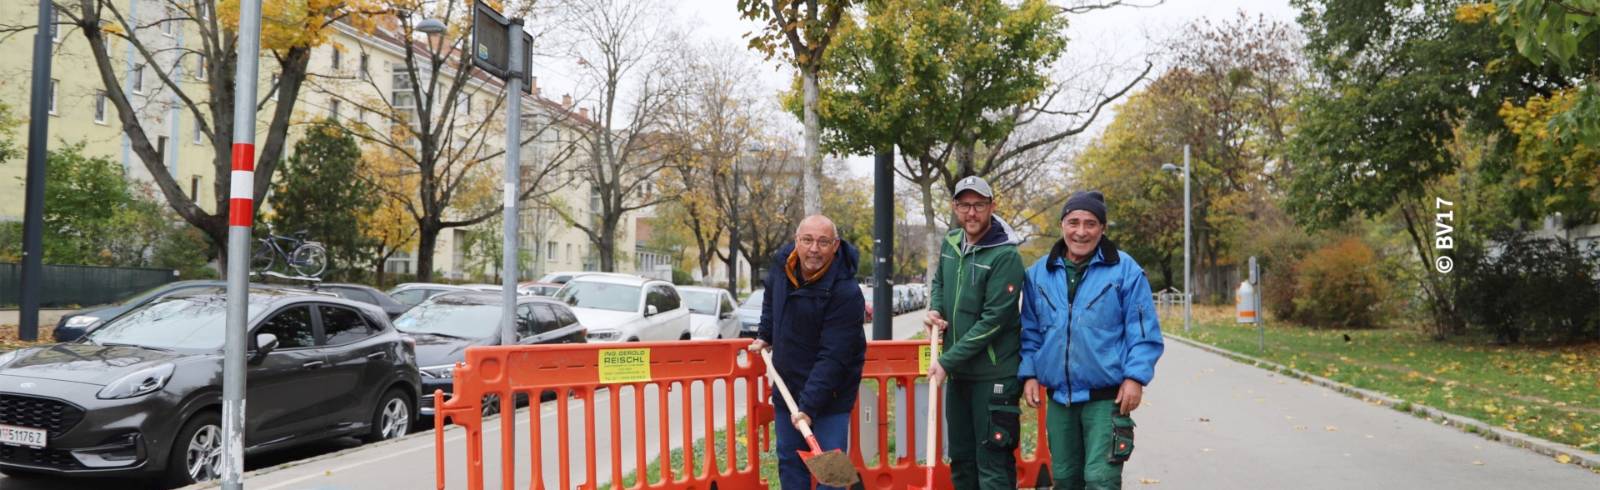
676, 287, 740, 340
556, 275, 689, 342
735, 290, 764, 338
860, 286, 877, 323
318, 283, 410, 318
517, 281, 564, 297
458, 284, 503, 293
52, 280, 337, 342
386, 283, 472, 308
537, 271, 591, 285
393, 292, 585, 418
0, 286, 420, 488
52, 280, 225, 342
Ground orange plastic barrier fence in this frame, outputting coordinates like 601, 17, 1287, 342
433, 340, 1052, 489
852, 341, 1052, 489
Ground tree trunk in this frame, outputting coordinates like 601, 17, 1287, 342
801, 69, 822, 216
920, 179, 941, 283
416, 224, 439, 282
726, 225, 741, 296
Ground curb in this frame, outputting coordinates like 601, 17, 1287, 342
1166, 333, 1600, 472
176, 418, 460, 489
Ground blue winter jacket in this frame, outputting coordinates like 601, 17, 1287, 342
1019, 237, 1164, 406
758, 240, 868, 416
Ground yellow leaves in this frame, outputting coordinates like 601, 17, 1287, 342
218, 0, 385, 51
1555, 453, 1573, 465
1483, 403, 1500, 414
1453, 3, 1497, 24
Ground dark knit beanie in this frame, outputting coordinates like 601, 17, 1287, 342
1060, 191, 1107, 223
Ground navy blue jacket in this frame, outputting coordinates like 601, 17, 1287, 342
758, 239, 867, 417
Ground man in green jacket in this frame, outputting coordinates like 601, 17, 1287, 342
925, 175, 1026, 489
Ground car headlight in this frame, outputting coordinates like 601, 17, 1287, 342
587, 329, 621, 341
97, 364, 175, 400
420, 364, 456, 379
64, 316, 100, 328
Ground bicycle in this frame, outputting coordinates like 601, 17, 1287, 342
252, 228, 328, 278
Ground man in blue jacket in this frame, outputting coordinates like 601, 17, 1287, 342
1019, 191, 1164, 490
749, 215, 867, 490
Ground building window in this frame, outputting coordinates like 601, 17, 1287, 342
48, 79, 58, 115
358, 107, 368, 126
195, 57, 207, 80
51, 8, 60, 42
330, 99, 341, 120
547, 241, 557, 261
157, 136, 169, 164
94, 90, 106, 123
359, 52, 370, 80
270, 73, 279, 100
190, 175, 200, 202
331, 46, 342, 70
392, 69, 415, 110
566, 244, 573, 262
192, 121, 203, 144
132, 64, 145, 93
161, 6, 176, 36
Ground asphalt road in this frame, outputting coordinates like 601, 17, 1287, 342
0, 309, 930, 490
15, 307, 1594, 489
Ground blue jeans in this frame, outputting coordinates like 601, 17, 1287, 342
774, 404, 852, 490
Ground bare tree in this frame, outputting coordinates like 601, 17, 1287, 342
15, 0, 380, 269
548, 0, 681, 272
309, 2, 580, 281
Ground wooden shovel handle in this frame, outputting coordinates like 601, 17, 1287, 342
761, 348, 820, 445
926, 331, 941, 468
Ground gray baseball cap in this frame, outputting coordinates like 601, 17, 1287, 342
952, 175, 994, 199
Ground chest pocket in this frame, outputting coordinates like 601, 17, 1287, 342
1077, 282, 1120, 328
957, 262, 992, 315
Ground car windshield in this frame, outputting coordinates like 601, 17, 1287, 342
85, 291, 273, 350
391, 299, 502, 339
739, 291, 763, 310
681, 291, 719, 315
557, 281, 640, 313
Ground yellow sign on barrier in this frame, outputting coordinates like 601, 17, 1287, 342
598, 348, 651, 383
918, 344, 931, 375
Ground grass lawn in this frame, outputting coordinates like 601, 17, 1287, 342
1167, 305, 1600, 453
602, 377, 1047, 489
599, 418, 777, 490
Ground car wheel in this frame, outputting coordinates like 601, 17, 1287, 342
364, 389, 412, 443
481, 393, 502, 418
161, 412, 223, 488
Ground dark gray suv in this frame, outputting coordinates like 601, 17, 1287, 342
0, 287, 421, 488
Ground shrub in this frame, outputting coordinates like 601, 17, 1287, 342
1453, 231, 1600, 343
1291, 237, 1390, 328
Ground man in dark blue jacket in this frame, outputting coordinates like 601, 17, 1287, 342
1020, 191, 1164, 490
749, 215, 867, 490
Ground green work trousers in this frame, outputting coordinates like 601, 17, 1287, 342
1046, 399, 1135, 490
945, 377, 1021, 490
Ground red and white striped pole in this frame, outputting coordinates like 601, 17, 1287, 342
222, 0, 262, 487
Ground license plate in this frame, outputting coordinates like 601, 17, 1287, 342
0, 423, 46, 448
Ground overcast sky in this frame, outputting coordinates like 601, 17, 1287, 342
529, 1, 1302, 179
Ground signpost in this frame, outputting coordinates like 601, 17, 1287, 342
469, 0, 527, 347
222, 0, 265, 488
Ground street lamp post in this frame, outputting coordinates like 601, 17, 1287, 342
1161, 145, 1192, 333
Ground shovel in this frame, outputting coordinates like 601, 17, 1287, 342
913, 327, 943, 490
760, 348, 861, 488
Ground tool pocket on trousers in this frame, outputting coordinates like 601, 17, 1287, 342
1108, 414, 1135, 464
982, 399, 1021, 452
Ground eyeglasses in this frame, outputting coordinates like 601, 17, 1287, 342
953, 200, 992, 213
797, 236, 837, 249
